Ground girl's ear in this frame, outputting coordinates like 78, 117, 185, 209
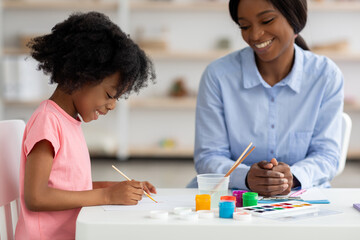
294, 33, 298, 39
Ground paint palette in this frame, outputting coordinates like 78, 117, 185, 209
238, 201, 318, 216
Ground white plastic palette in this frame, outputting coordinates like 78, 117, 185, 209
238, 201, 318, 216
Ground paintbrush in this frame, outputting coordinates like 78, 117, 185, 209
111, 165, 158, 203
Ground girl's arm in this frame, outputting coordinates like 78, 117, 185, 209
93, 181, 117, 189
24, 140, 144, 211
93, 181, 157, 194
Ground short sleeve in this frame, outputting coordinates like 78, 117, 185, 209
24, 111, 61, 157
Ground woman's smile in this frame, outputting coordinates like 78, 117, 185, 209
254, 38, 273, 49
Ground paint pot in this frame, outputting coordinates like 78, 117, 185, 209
150, 210, 168, 219
233, 211, 252, 221
197, 174, 229, 208
195, 194, 211, 211
232, 190, 248, 207
242, 192, 258, 207
220, 195, 236, 211
219, 201, 235, 218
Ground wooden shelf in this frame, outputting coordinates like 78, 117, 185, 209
313, 50, 360, 61
146, 49, 360, 61
131, 1, 227, 11
133, 1, 360, 12
89, 146, 117, 157
347, 149, 360, 159
2, 97, 197, 110
129, 146, 193, 158
3, 48, 30, 55
309, 1, 360, 12
3, 0, 360, 12
2, 47, 231, 60
3, 0, 117, 10
128, 145, 360, 159
129, 97, 196, 110
145, 49, 231, 61
345, 103, 360, 112
3, 99, 42, 107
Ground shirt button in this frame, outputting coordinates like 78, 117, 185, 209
271, 124, 275, 129
270, 150, 274, 154
271, 98, 275, 102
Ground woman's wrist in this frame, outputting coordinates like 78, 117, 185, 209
292, 175, 301, 188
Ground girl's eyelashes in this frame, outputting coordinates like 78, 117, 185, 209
240, 25, 250, 30
107, 92, 120, 101
106, 92, 114, 99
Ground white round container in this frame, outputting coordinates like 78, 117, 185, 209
173, 207, 193, 215
233, 211, 252, 221
150, 210, 169, 220
197, 210, 215, 219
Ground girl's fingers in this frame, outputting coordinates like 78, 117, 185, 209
142, 181, 157, 194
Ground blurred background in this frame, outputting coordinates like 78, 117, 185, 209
1, 0, 359, 188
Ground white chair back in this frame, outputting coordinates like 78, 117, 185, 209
0, 120, 25, 240
336, 113, 352, 177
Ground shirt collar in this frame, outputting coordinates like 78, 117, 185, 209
241, 44, 304, 93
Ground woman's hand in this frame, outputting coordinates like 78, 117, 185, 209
272, 162, 293, 195
246, 160, 289, 197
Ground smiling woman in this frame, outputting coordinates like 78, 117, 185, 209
187, 0, 344, 198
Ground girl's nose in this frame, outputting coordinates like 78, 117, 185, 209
106, 100, 116, 111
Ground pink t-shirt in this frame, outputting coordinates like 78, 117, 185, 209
15, 100, 92, 240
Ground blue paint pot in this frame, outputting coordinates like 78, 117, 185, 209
219, 201, 235, 218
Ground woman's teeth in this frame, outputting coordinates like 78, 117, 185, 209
255, 39, 272, 49
95, 111, 100, 116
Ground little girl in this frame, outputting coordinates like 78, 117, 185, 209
15, 12, 156, 240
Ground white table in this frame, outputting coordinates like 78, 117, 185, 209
76, 188, 360, 240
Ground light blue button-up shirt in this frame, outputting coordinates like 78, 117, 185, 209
191, 44, 343, 190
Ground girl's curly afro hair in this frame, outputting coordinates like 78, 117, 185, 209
28, 11, 155, 98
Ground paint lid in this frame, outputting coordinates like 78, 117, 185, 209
150, 210, 169, 219
232, 190, 248, 197
197, 210, 215, 219
233, 211, 252, 221
220, 196, 236, 202
242, 192, 258, 199
173, 207, 193, 215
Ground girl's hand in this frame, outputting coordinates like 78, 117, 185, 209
105, 180, 144, 205
141, 181, 157, 195
246, 160, 288, 197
